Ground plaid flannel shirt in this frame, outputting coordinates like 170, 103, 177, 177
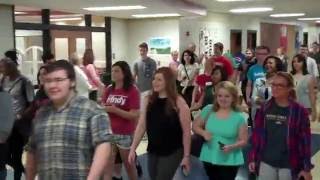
27, 96, 113, 180
249, 98, 313, 178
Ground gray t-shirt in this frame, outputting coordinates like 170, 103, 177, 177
262, 101, 290, 168
0, 91, 14, 142
133, 57, 157, 92
1, 75, 34, 117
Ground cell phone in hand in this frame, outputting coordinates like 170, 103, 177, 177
181, 165, 189, 176
218, 141, 225, 150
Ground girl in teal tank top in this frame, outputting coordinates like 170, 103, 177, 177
193, 81, 248, 180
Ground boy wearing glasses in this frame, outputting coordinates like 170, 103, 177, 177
26, 60, 113, 180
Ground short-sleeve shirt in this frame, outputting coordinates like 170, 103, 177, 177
213, 56, 234, 77
294, 74, 312, 109
133, 57, 157, 92
102, 85, 140, 135
1, 75, 34, 116
247, 64, 265, 84
306, 57, 319, 78
262, 101, 290, 168
177, 63, 199, 87
199, 105, 246, 166
27, 96, 113, 179
0, 91, 14, 142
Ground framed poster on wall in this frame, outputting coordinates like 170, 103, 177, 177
149, 37, 171, 54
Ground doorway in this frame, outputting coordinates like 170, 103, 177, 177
230, 30, 242, 56
247, 30, 257, 49
51, 30, 92, 60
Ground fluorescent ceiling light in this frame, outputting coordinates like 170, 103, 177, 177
83, 5, 146, 11
230, 7, 273, 13
132, 13, 181, 18
217, 0, 248, 2
50, 14, 82, 18
50, 17, 82, 22
270, 13, 305, 18
15, 11, 26, 15
298, 17, 320, 21
271, 13, 305, 18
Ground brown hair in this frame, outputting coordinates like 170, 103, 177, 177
213, 81, 240, 112
214, 42, 224, 52
274, 72, 296, 100
82, 49, 94, 66
139, 42, 148, 50
147, 67, 178, 115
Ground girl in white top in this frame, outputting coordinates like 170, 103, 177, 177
70, 53, 92, 98
177, 49, 199, 106
251, 56, 284, 120
291, 54, 317, 121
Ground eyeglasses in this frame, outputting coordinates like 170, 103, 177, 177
271, 83, 288, 88
44, 77, 69, 84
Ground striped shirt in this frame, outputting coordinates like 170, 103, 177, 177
27, 95, 112, 179
249, 98, 313, 178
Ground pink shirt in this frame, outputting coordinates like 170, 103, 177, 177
102, 85, 140, 135
84, 64, 102, 89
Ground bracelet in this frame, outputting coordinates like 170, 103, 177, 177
184, 155, 190, 158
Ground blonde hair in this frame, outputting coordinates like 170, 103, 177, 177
213, 81, 240, 112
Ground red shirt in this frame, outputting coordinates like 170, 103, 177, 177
102, 85, 140, 135
212, 56, 234, 77
195, 74, 212, 102
196, 74, 212, 87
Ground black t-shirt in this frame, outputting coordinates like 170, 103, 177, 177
146, 97, 183, 156
261, 101, 290, 168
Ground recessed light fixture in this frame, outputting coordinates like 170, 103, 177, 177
15, 11, 27, 15
132, 13, 181, 18
270, 13, 305, 18
230, 7, 273, 13
217, 0, 248, 2
298, 17, 320, 21
50, 17, 82, 22
316, 21, 320, 23
83, 5, 146, 11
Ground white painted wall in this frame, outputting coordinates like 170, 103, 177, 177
179, 12, 261, 54
111, 18, 128, 64
0, 5, 14, 56
126, 18, 180, 67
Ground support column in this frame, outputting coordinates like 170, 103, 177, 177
42, 9, 51, 55
0, 5, 14, 55
105, 16, 112, 83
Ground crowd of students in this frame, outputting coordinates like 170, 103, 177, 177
0, 41, 317, 180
